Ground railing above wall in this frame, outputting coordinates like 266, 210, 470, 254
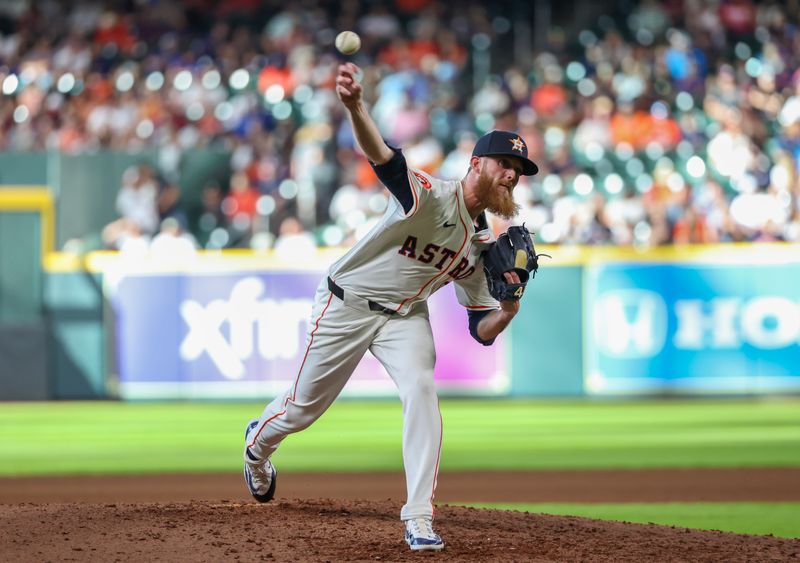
0, 187, 54, 258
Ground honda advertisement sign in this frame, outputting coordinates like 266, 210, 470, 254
586, 262, 800, 394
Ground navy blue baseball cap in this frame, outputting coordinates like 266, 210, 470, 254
472, 130, 539, 176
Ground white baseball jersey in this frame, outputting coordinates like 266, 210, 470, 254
245, 148, 500, 524
330, 166, 499, 316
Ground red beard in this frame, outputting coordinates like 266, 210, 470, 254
476, 168, 520, 219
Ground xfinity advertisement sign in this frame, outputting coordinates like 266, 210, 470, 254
111, 270, 507, 399
586, 264, 800, 394
179, 277, 312, 380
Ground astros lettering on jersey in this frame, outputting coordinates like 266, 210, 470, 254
329, 165, 498, 315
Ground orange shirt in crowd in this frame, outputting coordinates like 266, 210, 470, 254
673, 214, 714, 244
610, 111, 681, 150
225, 187, 260, 220
529, 83, 568, 117
258, 66, 294, 96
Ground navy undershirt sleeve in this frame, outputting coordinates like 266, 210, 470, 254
468, 309, 497, 346
371, 146, 414, 214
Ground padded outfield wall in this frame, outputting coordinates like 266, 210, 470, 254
5, 152, 795, 399
35, 245, 800, 400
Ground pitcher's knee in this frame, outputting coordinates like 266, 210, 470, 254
400, 372, 437, 402
282, 403, 322, 432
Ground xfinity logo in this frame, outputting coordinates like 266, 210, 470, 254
180, 277, 312, 379
595, 291, 800, 357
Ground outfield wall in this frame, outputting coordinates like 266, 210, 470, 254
542, 245, 800, 396
29, 245, 800, 400
0, 188, 53, 399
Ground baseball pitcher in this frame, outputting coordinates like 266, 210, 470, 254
243, 62, 543, 551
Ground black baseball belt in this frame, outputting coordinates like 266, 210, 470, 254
327, 277, 396, 315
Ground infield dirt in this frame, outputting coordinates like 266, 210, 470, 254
2, 468, 799, 562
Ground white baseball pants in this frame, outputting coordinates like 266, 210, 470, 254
245, 278, 443, 521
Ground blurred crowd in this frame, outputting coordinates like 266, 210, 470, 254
1, 0, 799, 252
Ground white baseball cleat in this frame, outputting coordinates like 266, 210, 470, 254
404, 517, 444, 551
244, 419, 277, 503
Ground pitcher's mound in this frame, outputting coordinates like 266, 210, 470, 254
3, 498, 799, 562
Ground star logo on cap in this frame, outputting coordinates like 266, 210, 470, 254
509, 136, 525, 152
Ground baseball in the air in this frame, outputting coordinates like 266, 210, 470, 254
335, 31, 361, 55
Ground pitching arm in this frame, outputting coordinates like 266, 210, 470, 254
336, 62, 394, 166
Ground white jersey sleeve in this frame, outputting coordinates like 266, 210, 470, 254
454, 268, 498, 312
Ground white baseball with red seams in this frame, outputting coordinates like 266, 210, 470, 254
335, 31, 361, 55
245, 168, 498, 521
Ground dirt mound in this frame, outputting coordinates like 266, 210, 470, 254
3, 499, 799, 562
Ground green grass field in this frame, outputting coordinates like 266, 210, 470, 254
1, 399, 799, 537
1, 399, 798, 475
465, 502, 800, 539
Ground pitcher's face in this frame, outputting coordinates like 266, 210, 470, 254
475, 156, 522, 219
